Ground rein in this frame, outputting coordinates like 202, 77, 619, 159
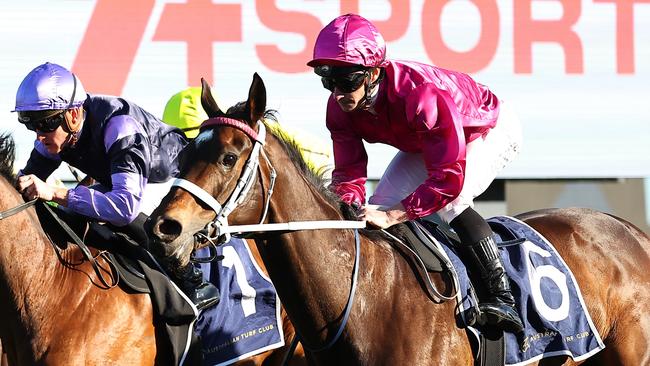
0, 199, 118, 289
173, 117, 365, 355
0, 197, 38, 219
41, 203, 119, 289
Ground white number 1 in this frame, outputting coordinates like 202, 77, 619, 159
221, 246, 257, 317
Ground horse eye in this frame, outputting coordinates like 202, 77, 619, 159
222, 153, 238, 167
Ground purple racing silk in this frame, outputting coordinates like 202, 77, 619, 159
21, 94, 188, 226
67, 172, 146, 226
13, 62, 87, 112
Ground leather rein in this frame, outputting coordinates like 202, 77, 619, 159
0, 199, 119, 289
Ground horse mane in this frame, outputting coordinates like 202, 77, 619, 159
0, 133, 16, 183
226, 102, 358, 221
225, 102, 388, 244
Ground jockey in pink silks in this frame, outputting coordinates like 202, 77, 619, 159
308, 13, 524, 334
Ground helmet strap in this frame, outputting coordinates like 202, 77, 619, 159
62, 108, 84, 147
356, 69, 382, 111
62, 73, 83, 146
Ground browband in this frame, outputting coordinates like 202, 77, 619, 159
200, 117, 262, 142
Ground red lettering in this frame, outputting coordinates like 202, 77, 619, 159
255, 0, 322, 73
422, 0, 499, 73
73, 0, 155, 95
594, 0, 650, 74
340, 0, 410, 41
153, 0, 241, 85
514, 0, 583, 74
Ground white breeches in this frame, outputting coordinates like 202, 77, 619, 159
368, 101, 522, 223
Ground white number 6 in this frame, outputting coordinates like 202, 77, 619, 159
522, 240, 570, 321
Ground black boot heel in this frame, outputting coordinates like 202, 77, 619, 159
170, 263, 220, 311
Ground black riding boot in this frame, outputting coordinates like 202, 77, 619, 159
464, 236, 524, 333
167, 262, 220, 311
450, 208, 524, 334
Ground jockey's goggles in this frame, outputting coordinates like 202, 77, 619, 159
314, 64, 370, 93
320, 71, 369, 93
17, 110, 67, 133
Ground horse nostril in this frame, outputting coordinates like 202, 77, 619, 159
153, 216, 183, 242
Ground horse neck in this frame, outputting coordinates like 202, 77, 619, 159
254, 137, 361, 346
0, 186, 66, 349
262, 135, 344, 223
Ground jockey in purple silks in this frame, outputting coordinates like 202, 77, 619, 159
308, 14, 524, 333
13, 62, 218, 311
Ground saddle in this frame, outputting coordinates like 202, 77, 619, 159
87, 222, 150, 294
399, 219, 458, 272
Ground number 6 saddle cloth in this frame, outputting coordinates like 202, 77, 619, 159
441, 216, 606, 365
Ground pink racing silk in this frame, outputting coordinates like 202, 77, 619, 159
326, 60, 500, 219
308, 13, 388, 68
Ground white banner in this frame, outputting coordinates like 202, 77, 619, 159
1, 0, 648, 179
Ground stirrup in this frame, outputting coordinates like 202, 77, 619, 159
478, 303, 524, 334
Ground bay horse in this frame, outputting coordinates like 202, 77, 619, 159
148, 73, 650, 365
0, 133, 304, 365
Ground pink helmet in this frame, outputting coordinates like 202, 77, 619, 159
307, 14, 388, 68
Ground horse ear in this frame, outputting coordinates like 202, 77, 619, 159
246, 73, 266, 125
200, 78, 222, 117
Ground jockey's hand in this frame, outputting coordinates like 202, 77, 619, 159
17, 174, 54, 201
359, 203, 409, 229
17, 174, 68, 205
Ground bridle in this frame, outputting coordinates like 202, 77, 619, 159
173, 116, 271, 248
172, 116, 365, 246
170, 116, 364, 354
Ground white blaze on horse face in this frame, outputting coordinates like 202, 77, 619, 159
194, 129, 215, 148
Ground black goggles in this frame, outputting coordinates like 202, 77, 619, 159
320, 71, 369, 93
17, 73, 78, 133
18, 110, 67, 133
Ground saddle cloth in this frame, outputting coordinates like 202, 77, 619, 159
194, 238, 285, 366
430, 216, 606, 365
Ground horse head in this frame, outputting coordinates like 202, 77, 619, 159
149, 74, 270, 267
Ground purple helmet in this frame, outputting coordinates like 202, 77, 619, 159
13, 62, 86, 112
307, 14, 388, 68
